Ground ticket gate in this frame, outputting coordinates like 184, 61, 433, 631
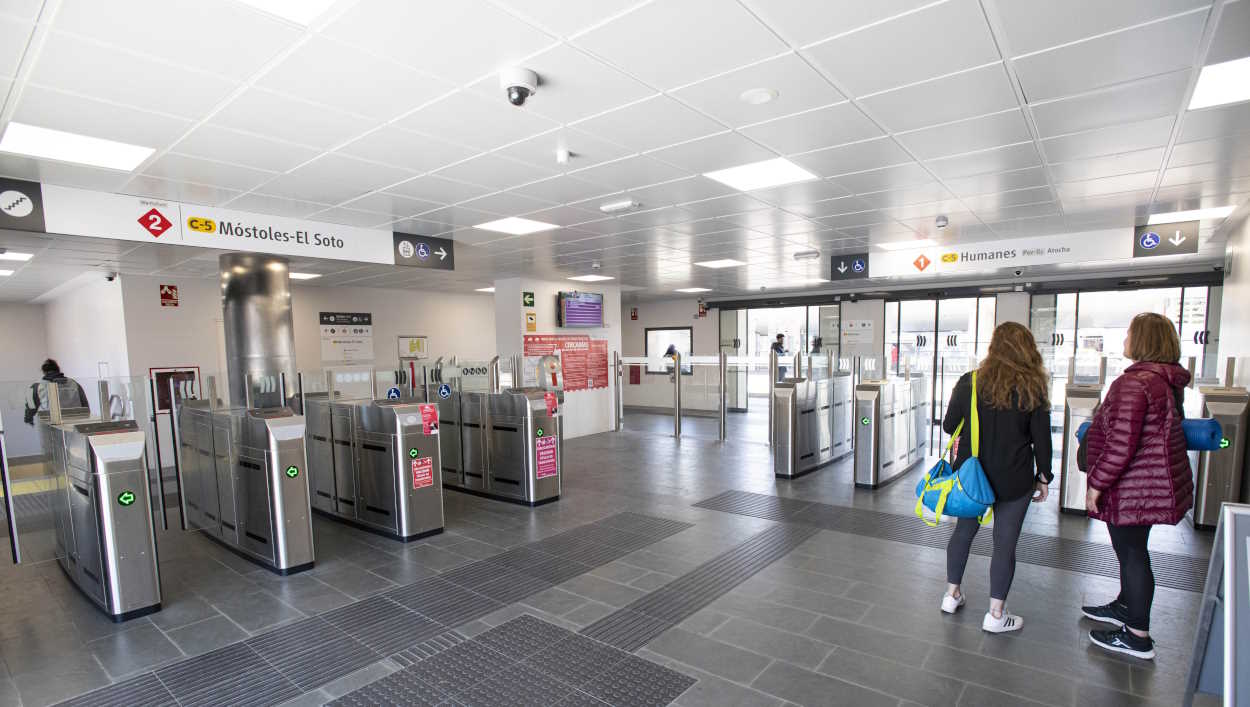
773, 378, 822, 479
303, 393, 444, 541
175, 401, 315, 574
1192, 387, 1250, 530
1058, 381, 1104, 515
854, 375, 929, 488
38, 414, 161, 621
830, 372, 855, 459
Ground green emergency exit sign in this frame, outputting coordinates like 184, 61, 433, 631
860, 416, 871, 426
409, 447, 419, 458
1220, 437, 1230, 449
522, 291, 535, 307
285, 465, 300, 478
117, 491, 136, 507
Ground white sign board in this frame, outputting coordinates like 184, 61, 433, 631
319, 312, 374, 363
397, 336, 429, 360
870, 230, 1129, 279
841, 319, 874, 344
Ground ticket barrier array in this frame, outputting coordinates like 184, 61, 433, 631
36, 397, 161, 621
1192, 360, 1250, 530
175, 391, 315, 575
772, 372, 854, 478
854, 374, 929, 488
303, 392, 444, 541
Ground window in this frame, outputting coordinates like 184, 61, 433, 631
645, 327, 693, 374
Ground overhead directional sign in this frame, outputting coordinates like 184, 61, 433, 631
1133, 221, 1199, 258
394, 232, 455, 270
830, 252, 870, 281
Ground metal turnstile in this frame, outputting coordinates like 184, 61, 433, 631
39, 416, 161, 621
773, 378, 821, 478
304, 394, 444, 541
854, 375, 929, 488
176, 401, 315, 574
830, 372, 855, 460
1183, 502, 1249, 706
484, 389, 561, 505
1192, 386, 1249, 530
1059, 382, 1103, 515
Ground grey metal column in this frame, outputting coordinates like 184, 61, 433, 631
718, 351, 727, 442
672, 353, 682, 438
220, 253, 297, 409
613, 351, 623, 431
168, 377, 188, 531
145, 377, 168, 530
0, 415, 19, 563
768, 350, 778, 447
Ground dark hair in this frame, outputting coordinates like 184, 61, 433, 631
1126, 312, 1181, 363
775, 333, 784, 340
41, 359, 60, 375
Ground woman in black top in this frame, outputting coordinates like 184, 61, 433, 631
940, 322, 1053, 634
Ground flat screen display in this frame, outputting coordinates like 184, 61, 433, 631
559, 291, 603, 328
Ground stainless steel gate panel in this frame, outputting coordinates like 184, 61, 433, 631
1193, 389, 1249, 529
437, 394, 463, 487
213, 414, 239, 544
461, 393, 488, 491
1059, 383, 1102, 515
329, 402, 357, 514
303, 394, 337, 514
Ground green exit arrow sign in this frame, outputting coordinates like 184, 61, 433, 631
117, 490, 136, 507
860, 416, 871, 426
285, 465, 299, 478
536, 427, 544, 437
1220, 437, 1231, 449
409, 448, 419, 458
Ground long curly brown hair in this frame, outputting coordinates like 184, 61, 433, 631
977, 321, 1049, 410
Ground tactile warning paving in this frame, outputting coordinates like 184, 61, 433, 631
53, 673, 177, 707
246, 616, 377, 691
323, 595, 445, 655
386, 576, 503, 627
473, 613, 575, 657
325, 665, 452, 707
456, 664, 574, 707
154, 642, 301, 707
402, 639, 515, 693
392, 630, 468, 666
552, 691, 614, 707
696, 490, 1209, 592
580, 654, 697, 707
522, 633, 629, 687
593, 511, 697, 539
582, 523, 820, 650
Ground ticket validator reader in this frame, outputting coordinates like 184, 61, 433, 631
1192, 359, 1250, 530
1059, 356, 1107, 515
772, 354, 854, 479
854, 369, 929, 488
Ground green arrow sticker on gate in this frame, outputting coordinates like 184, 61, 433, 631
117, 491, 136, 507
285, 465, 299, 478
409, 447, 419, 458
1220, 437, 1231, 449
860, 416, 871, 426
536, 427, 545, 437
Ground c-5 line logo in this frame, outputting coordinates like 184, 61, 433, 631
941, 252, 959, 263
187, 216, 217, 233
0, 190, 33, 218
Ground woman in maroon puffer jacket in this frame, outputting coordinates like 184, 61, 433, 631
1080, 312, 1193, 660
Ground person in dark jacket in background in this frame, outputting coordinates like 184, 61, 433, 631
1081, 313, 1193, 660
941, 322, 1052, 633
23, 359, 88, 424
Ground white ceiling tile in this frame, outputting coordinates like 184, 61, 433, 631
804, 0, 999, 97
386, 175, 494, 204
1056, 171, 1160, 200
498, 128, 633, 170
673, 53, 844, 127
1169, 134, 1250, 168
616, 206, 699, 228
791, 137, 912, 177
778, 195, 875, 218
259, 36, 453, 122
415, 206, 503, 229
572, 0, 786, 89
741, 102, 884, 156
142, 154, 276, 191
12, 85, 192, 148
323, 0, 557, 84
676, 194, 771, 218
29, 31, 239, 118
816, 209, 895, 229
226, 193, 337, 218
926, 142, 1041, 179
860, 63, 1018, 133
433, 153, 558, 191
256, 173, 368, 205
995, 0, 1208, 56
467, 44, 653, 124
519, 204, 605, 226
173, 125, 320, 173
573, 95, 722, 152
988, 213, 1067, 237
740, 0, 935, 48
829, 162, 934, 194
1048, 148, 1166, 182
896, 109, 1033, 159
0, 154, 132, 192
857, 181, 957, 208
388, 217, 456, 235
52, 0, 301, 79
974, 200, 1062, 222
287, 153, 416, 194
1013, 11, 1205, 102
647, 132, 775, 173
612, 176, 737, 207
456, 191, 556, 217
306, 207, 391, 228
1042, 115, 1175, 162
747, 179, 852, 209
1199, 0, 1249, 64
339, 191, 443, 218
942, 166, 1050, 196
122, 175, 241, 207
1029, 70, 1190, 138
569, 155, 689, 191
337, 126, 477, 173
0, 15, 30, 77
511, 174, 615, 204
494, 0, 642, 37
1161, 160, 1250, 186
211, 88, 379, 149
962, 185, 1056, 210
1180, 101, 1250, 142
397, 90, 559, 152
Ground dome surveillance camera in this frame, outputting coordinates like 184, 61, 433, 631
591, 260, 602, 271
500, 67, 538, 107
105, 272, 118, 282
935, 214, 949, 230
1013, 269, 1023, 277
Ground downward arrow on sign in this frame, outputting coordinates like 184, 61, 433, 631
1169, 231, 1187, 246
837, 262, 848, 274
436, 247, 448, 261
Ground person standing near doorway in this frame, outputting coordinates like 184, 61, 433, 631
23, 359, 88, 424
771, 334, 787, 380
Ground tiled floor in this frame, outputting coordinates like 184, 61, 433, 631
0, 413, 1222, 707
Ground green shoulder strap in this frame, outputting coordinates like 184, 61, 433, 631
970, 371, 980, 458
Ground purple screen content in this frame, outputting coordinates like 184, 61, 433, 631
562, 292, 603, 327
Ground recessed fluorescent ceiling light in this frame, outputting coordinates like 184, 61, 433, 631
0, 251, 33, 261
568, 274, 614, 282
474, 217, 559, 235
675, 287, 712, 293
1188, 56, 1250, 110
1147, 206, 1235, 224
0, 122, 153, 171
475, 286, 496, 293
876, 238, 937, 251
234, 0, 338, 24
599, 198, 640, 214
703, 158, 817, 192
0, 270, 13, 277
695, 259, 746, 269
288, 272, 321, 280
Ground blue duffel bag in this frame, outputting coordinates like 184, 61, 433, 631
915, 372, 996, 527
1076, 417, 1224, 451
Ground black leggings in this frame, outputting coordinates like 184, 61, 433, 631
946, 493, 1032, 601
1107, 523, 1153, 632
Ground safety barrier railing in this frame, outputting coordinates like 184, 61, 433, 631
617, 353, 754, 441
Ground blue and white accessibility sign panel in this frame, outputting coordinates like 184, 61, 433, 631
438, 383, 452, 400
386, 386, 402, 400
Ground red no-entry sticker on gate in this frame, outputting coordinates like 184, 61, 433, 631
544, 392, 558, 416
411, 457, 433, 489
418, 403, 439, 435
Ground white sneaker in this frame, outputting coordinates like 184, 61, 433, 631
941, 593, 965, 614
982, 610, 1023, 633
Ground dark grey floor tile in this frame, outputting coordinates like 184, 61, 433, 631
155, 641, 301, 707
632, 571, 676, 591
247, 617, 378, 691
581, 654, 696, 707
818, 647, 965, 707
667, 665, 784, 707
590, 562, 651, 584
165, 615, 249, 657
522, 633, 628, 687
313, 566, 397, 600
319, 659, 401, 698
455, 664, 574, 706
324, 596, 445, 655
710, 617, 832, 669
521, 586, 589, 616
563, 600, 619, 628
761, 584, 870, 622
560, 574, 648, 607
645, 628, 772, 683
958, 682, 1051, 706
15, 663, 112, 707
707, 594, 821, 633
804, 616, 931, 665
147, 594, 222, 631
750, 660, 898, 707
923, 646, 1076, 707
211, 589, 305, 633
86, 623, 182, 678
50, 672, 176, 707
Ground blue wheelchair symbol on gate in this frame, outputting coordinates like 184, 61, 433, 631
386, 386, 401, 400
852, 258, 865, 273
1139, 231, 1160, 250
438, 383, 452, 400
416, 242, 430, 260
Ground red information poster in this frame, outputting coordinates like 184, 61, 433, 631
411, 457, 433, 489
523, 334, 610, 392
535, 436, 558, 479
418, 403, 439, 435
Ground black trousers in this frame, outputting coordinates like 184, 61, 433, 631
1107, 523, 1154, 632
946, 493, 1032, 600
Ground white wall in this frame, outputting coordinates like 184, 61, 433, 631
995, 292, 1031, 327
620, 298, 719, 410
1219, 207, 1250, 387
839, 299, 885, 365
44, 277, 130, 383
0, 303, 50, 457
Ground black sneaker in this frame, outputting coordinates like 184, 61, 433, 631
1089, 627, 1155, 660
1081, 601, 1128, 628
